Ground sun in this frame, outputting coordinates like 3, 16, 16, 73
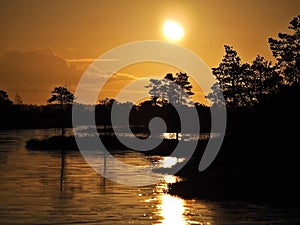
163, 20, 184, 41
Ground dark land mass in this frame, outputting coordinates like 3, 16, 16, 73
12, 84, 300, 205
168, 85, 300, 204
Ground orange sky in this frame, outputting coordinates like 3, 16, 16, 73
0, 0, 299, 105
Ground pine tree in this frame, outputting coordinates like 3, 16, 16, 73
145, 72, 194, 106
48, 86, 74, 136
174, 72, 194, 105
268, 15, 300, 85
250, 56, 281, 102
145, 79, 162, 106
212, 45, 243, 107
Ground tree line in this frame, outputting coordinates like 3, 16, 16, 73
207, 15, 299, 108
1, 15, 299, 132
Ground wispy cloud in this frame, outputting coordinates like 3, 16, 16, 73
112, 72, 139, 81
67, 58, 121, 72
0, 49, 81, 104
67, 58, 119, 63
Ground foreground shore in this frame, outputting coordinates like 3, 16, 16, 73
168, 133, 300, 204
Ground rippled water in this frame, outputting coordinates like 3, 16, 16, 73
0, 129, 299, 225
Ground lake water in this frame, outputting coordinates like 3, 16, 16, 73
0, 129, 299, 225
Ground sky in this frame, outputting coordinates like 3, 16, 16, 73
0, 0, 299, 105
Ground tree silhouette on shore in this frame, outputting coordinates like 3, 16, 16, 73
269, 15, 300, 85
145, 72, 194, 106
207, 15, 299, 108
0, 90, 13, 107
47, 86, 74, 136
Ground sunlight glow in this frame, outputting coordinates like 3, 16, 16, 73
163, 175, 182, 184
159, 156, 185, 169
161, 157, 177, 168
158, 194, 186, 225
163, 20, 184, 41
162, 132, 182, 140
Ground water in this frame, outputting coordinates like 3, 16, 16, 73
0, 129, 299, 225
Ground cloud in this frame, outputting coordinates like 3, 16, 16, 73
66, 58, 120, 72
1, 50, 198, 105
0, 49, 82, 104
76, 72, 141, 104
67, 58, 119, 63
110, 72, 139, 81
0, 49, 142, 105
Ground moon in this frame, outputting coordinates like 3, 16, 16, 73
163, 20, 184, 41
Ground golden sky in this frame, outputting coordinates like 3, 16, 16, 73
0, 0, 299, 105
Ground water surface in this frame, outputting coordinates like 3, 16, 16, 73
0, 129, 299, 224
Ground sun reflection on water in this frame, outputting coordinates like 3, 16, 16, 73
162, 132, 182, 140
149, 176, 212, 225
149, 156, 186, 169
157, 194, 186, 225
154, 193, 213, 225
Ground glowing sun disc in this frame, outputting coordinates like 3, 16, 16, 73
163, 20, 184, 41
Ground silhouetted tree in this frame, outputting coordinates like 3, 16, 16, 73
98, 98, 115, 135
14, 93, 23, 105
0, 90, 12, 106
212, 45, 243, 107
145, 79, 162, 106
47, 86, 74, 136
206, 82, 225, 107
210, 46, 282, 107
240, 63, 257, 106
174, 72, 194, 104
250, 55, 281, 102
0, 90, 13, 128
48, 86, 74, 105
145, 72, 194, 140
209, 50, 282, 107
146, 72, 194, 106
268, 15, 300, 85
162, 73, 180, 105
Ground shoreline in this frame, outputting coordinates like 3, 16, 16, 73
25, 133, 300, 205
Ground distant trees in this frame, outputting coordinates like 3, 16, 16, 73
98, 98, 115, 135
47, 86, 74, 136
0, 90, 13, 127
145, 72, 194, 106
14, 93, 23, 105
